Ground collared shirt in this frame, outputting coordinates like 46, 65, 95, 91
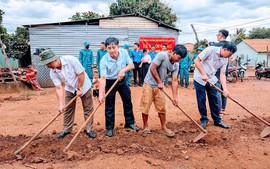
141, 54, 151, 64
144, 52, 179, 87
50, 55, 92, 96
131, 49, 144, 63
100, 48, 133, 79
79, 49, 94, 66
148, 51, 158, 61
194, 46, 228, 86
96, 49, 108, 66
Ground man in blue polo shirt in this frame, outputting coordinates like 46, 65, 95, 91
99, 37, 139, 137
131, 42, 144, 86
148, 44, 157, 61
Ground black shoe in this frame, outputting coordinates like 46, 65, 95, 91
57, 131, 70, 139
214, 122, 230, 129
200, 123, 207, 129
84, 130, 96, 138
134, 84, 138, 87
106, 130, 113, 137
139, 84, 143, 87
125, 124, 140, 132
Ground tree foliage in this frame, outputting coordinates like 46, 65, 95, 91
109, 0, 177, 27
69, 11, 105, 21
230, 28, 246, 44
248, 27, 270, 39
193, 39, 208, 53
0, 9, 29, 60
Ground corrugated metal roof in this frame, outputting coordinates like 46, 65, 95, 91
242, 39, 270, 53
23, 13, 180, 32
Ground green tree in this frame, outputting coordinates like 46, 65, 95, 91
0, 9, 7, 35
230, 28, 246, 44
69, 11, 104, 21
0, 9, 29, 60
109, 0, 177, 27
193, 39, 208, 53
0, 9, 4, 23
248, 27, 270, 39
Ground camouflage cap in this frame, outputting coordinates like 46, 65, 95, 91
38, 49, 61, 66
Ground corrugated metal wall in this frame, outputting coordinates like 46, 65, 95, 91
29, 25, 179, 87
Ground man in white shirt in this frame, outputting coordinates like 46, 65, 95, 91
38, 49, 96, 139
193, 42, 237, 129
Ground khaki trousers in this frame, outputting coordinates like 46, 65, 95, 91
63, 89, 94, 133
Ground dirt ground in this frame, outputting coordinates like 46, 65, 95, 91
0, 71, 270, 169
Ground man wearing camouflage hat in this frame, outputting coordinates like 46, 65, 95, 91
38, 49, 96, 139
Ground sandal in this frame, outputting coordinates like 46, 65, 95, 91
160, 128, 175, 138
142, 128, 151, 134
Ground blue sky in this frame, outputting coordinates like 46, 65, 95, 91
1, 0, 270, 43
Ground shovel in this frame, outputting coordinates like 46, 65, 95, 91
161, 89, 207, 142
208, 81, 270, 138
63, 79, 119, 153
14, 96, 78, 155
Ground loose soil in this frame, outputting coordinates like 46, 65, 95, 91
0, 74, 270, 169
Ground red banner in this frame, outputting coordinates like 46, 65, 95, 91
139, 36, 176, 52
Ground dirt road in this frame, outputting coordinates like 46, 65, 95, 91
0, 76, 270, 169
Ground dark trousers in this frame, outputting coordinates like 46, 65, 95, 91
105, 78, 135, 130
216, 81, 227, 110
142, 63, 150, 82
133, 62, 143, 85
193, 80, 221, 124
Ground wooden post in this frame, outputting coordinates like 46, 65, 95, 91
191, 24, 200, 46
267, 45, 269, 68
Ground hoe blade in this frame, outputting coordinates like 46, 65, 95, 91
193, 132, 207, 142
260, 126, 270, 138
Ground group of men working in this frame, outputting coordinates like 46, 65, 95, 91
38, 29, 237, 139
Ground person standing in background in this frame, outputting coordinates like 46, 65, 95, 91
79, 41, 94, 81
123, 44, 133, 87
131, 42, 144, 87
179, 52, 191, 88
214, 29, 229, 115
97, 42, 108, 77
148, 44, 157, 61
139, 48, 151, 83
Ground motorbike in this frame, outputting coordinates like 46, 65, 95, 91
227, 65, 238, 83
255, 62, 270, 80
237, 60, 249, 82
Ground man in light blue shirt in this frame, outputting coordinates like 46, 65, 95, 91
96, 42, 108, 77
79, 41, 94, 81
99, 37, 139, 137
193, 42, 237, 130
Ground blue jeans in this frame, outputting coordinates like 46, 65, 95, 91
193, 80, 221, 124
216, 81, 227, 111
180, 68, 189, 87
